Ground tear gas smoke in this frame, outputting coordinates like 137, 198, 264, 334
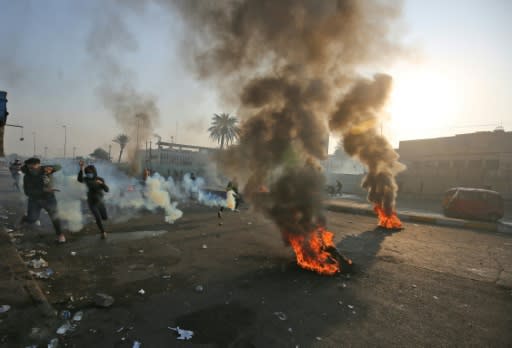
171, 0, 405, 239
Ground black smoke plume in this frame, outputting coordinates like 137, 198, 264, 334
171, 0, 405, 235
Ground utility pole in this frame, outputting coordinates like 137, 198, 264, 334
62, 125, 67, 158
32, 132, 36, 156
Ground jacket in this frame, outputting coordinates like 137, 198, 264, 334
77, 170, 109, 203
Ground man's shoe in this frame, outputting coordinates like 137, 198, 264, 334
100, 232, 107, 240
56, 234, 66, 244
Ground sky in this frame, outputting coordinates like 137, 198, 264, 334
1, 0, 511, 158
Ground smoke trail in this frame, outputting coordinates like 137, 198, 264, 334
329, 74, 405, 215
46, 160, 183, 231
170, 0, 405, 237
86, 1, 159, 173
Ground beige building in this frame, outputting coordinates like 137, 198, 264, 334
397, 129, 512, 199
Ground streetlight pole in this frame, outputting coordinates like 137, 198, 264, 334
62, 125, 67, 158
32, 132, 36, 156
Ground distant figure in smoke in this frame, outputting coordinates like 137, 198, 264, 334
20, 158, 66, 243
335, 180, 343, 196
218, 177, 241, 218
9, 159, 22, 191
78, 160, 110, 239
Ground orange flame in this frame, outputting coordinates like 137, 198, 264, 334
286, 226, 346, 275
374, 205, 402, 229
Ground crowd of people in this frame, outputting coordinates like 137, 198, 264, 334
8, 158, 241, 244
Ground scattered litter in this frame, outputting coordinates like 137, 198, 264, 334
56, 322, 73, 335
132, 341, 141, 348
94, 293, 114, 307
116, 327, 125, 333
338, 300, 343, 305
412, 284, 417, 288
194, 285, 204, 293
6, 228, 14, 233
89, 329, 97, 334
433, 296, 439, 300
247, 222, 252, 225
0, 215, 8, 219
201, 244, 208, 249
23, 250, 36, 258
168, 326, 194, 340
70, 252, 77, 256
27, 258, 48, 269
60, 310, 71, 320
352, 310, 357, 315
288, 328, 293, 333
315, 337, 322, 341
30, 268, 54, 279
0, 305, 11, 313
72, 311, 83, 322
138, 249, 144, 254
342, 283, 347, 288
138, 289, 146, 295
48, 338, 59, 348
273, 312, 287, 321
162, 275, 172, 279
347, 305, 354, 310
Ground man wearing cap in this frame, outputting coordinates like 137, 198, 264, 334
20, 157, 66, 243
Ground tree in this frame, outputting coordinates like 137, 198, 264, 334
208, 113, 240, 149
113, 134, 130, 163
90, 148, 110, 161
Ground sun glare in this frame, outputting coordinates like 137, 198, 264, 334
387, 67, 461, 143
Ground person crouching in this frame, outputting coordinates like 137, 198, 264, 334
77, 160, 109, 239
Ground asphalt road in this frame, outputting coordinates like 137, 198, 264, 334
2, 189, 512, 347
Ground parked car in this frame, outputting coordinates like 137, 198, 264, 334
442, 187, 504, 222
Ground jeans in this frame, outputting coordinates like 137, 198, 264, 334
89, 201, 108, 233
22, 197, 62, 235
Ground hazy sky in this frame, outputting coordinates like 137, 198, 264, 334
1, 0, 511, 158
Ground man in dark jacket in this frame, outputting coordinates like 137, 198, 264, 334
77, 160, 109, 239
20, 157, 66, 243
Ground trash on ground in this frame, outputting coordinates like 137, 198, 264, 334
433, 296, 439, 300
288, 328, 293, 333
168, 326, 194, 340
315, 337, 322, 341
347, 305, 354, 309
138, 289, 145, 295
94, 293, 114, 307
48, 338, 59, 348
194, 285, 204, 293
132, 341, 141, 348
338, 300, 343, 305
70, 251, 77, 256
162, 275, 172, 279
201, 244, 207, 249
72, 311, 83, 321
56, 322, 73, 335
412, 284, 417, 288
0, 305, 11, 313
273, 312, 287, 321
60, 310, 71, 320
27, 257, 48, 269
247, 222, 252, 225
29, 268, 54, 279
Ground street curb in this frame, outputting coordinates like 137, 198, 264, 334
326, 201, 512, 234
0, 226, 56, 318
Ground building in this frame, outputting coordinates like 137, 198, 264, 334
397, 128, 512, 199
138, 141, 219, 180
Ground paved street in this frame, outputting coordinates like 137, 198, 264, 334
1, 170, 512, 347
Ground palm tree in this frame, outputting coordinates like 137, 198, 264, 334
113, 134, 130, 163
208, 113, 241, 149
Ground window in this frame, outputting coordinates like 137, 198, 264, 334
485, 159, 499, 170
438, 160, 450, 169
468, 160, 482, 169
453, 160, 465, 168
